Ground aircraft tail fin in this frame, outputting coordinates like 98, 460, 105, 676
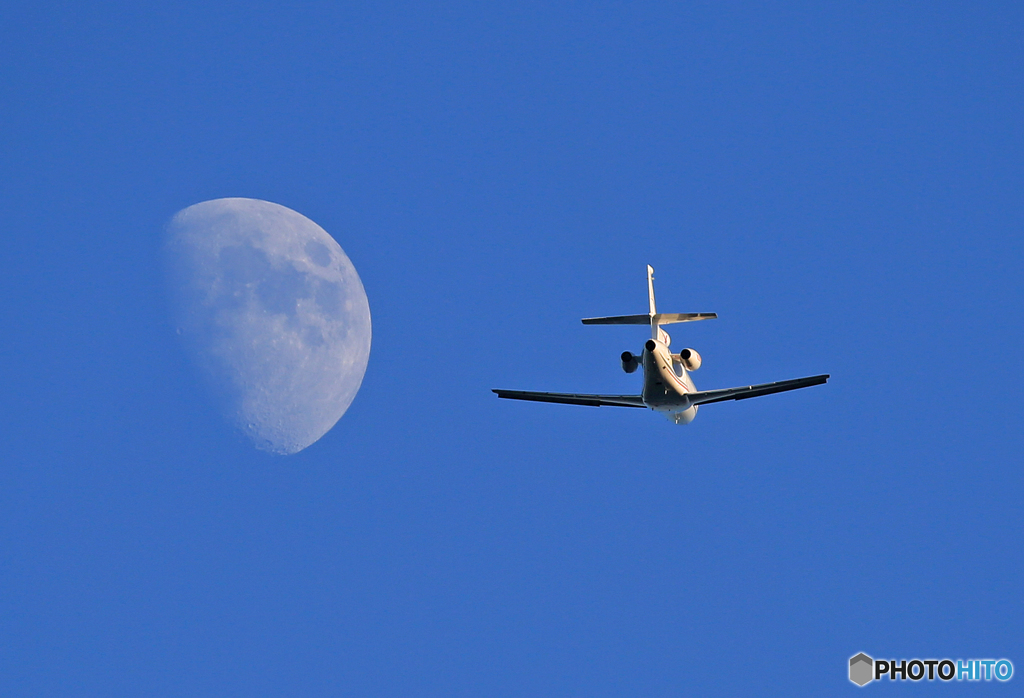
581, 265, 717, 340
647, 264, 657, 317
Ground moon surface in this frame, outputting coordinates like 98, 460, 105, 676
163, 198, 371, 455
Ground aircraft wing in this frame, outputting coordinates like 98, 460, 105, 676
686, 374, 830, 405
492, 390, 646, 408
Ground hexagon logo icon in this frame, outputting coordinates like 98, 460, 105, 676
850, 653, 874, 686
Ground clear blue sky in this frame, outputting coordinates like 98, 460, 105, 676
2, 2, 1022, 695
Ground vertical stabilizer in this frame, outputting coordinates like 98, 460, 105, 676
647, 265, 658, 339
647, 265, 657, 316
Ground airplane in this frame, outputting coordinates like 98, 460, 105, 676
493, 265, 828, 424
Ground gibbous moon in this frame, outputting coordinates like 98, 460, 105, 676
163, 198, 371, 455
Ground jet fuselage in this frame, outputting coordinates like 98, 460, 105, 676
641, 338, 698, 424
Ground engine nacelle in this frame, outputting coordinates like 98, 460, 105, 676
678, 348, 702, 371
621, 351, 639, 374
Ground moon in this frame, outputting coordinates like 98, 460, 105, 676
163, 198, 371, 455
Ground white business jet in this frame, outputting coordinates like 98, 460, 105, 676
494, 266, 828, 424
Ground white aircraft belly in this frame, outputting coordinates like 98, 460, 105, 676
641, 343, 695, 412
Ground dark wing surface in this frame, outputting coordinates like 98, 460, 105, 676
687, 374, 829, 405
581, 313, 717, 325
492, 390, 646, 408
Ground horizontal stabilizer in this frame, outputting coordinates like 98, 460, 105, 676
582, 314, 650, 325
582, 313, 717, 325
493, 390, 646, 408
652, 313, 718, 325
687, 374, 830, 406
